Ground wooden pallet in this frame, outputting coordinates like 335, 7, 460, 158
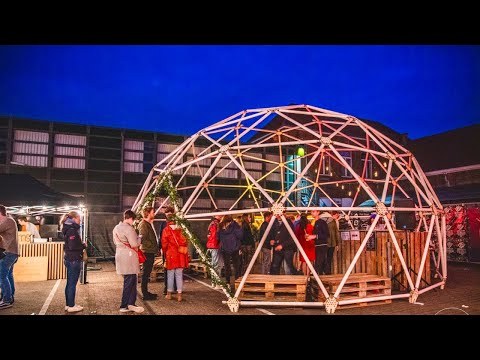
189, 260, 209, 278
235, 274, 308, 302
310, 273, 392, 309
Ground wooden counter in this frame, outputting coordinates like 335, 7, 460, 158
14, 242, 66, 282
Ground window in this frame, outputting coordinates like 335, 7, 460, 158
319, 156, 331, 176
157, 142, 182, 175
361, 154, 373, 179
12, 130, 49, 167
124, 140, 154, 173
339, 151, 352, 178
122, 195, 138, 208
54, 133, 86, 169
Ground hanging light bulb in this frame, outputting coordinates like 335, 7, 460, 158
383, 162, 387, 167
336, 183, 339, 187
374, 170, 378, 177
348, 191, 352, 196
341, 184, 345, 190
326, 166, 329, 171
329, 172, 333, 176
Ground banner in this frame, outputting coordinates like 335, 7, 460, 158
467, 206, 480, 262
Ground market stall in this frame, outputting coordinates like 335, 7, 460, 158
1, 174, 88, 281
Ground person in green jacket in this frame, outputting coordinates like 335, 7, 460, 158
139, 206, 159, 300
319, 211, 340, 275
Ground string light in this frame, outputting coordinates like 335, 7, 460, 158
336, 183, 339, 187
348, 191, 352, 196
383, 162, 387, 167
374, 170, 378, 177
341, 185, 345, 190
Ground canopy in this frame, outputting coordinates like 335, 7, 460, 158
0, 174, 83, 213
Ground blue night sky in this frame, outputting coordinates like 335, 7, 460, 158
0, 45, 478, 139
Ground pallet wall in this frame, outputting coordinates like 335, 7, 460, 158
332, 231, 431, 290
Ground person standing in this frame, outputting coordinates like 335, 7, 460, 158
319, 211, 340, 275
159, 206, 176, 295
61, 211, 85, 313
206, 213, 222, 288
161, 217, 189, 302
308, 210, 329, 275
258, 211, 274, 274
217, 215, 243, 287
240, 213, 255, 275
17, 216, 41, 239
139, 206, 158, 300
0, 205, 19, 309
294, 214, 315, 276
269, 214, 296, 275
113, 210, 144, 313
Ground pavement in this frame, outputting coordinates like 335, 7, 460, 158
0, 261, 478, 316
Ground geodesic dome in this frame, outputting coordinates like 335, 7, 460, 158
133, 104, 447, 312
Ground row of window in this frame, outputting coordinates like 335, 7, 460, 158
10, 130, 180, 173
9, 130, 374, 178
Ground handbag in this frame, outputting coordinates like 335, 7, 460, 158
137, 248, 147, 263
169, 226, 188, 255
114, 231, 145, 264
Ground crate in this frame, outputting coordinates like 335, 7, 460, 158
235, 274, 308, 302
310, 273, 392, 309
189, 260, 209, 278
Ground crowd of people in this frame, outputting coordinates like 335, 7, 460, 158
0, 202, 342, 315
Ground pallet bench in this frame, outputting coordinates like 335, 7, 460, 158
310, 272, 392, 309
235, 274, 308, 302
189, 260, 209, 278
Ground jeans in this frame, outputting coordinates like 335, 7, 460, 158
270, 249, 295, 275
120, 274, 137, 308
141, 253, 155, 294
314, 245, 328, 275
0, 252, 19, 303
64, 258, 82, 307
261, 248, 271, 274
207, 248, 221, 279
167, 268, 183, 293
163, 252, 176, 294
326, 247, 335, 275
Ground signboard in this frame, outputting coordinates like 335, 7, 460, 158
340, 231, 351, 241
350, 230, 360, 241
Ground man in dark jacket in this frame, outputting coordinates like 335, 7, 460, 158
269, 214, 296, 275
217, 215, 243, 286
0, 205, 19, 309
308, 209, 330, 275
139, 206, 159, 300
258, 211, 274, 274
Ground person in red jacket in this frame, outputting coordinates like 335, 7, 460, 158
161, 217, 189, 302
206, 214, 222, 289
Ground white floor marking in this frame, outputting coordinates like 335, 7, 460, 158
38, 279, 61, 315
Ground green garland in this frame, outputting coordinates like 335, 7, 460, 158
136, 171, 234, 297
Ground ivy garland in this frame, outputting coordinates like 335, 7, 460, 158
136, 171, 234, 298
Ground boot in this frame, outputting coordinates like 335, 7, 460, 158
177, 292, 182, 302
165, 291, 172, 300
